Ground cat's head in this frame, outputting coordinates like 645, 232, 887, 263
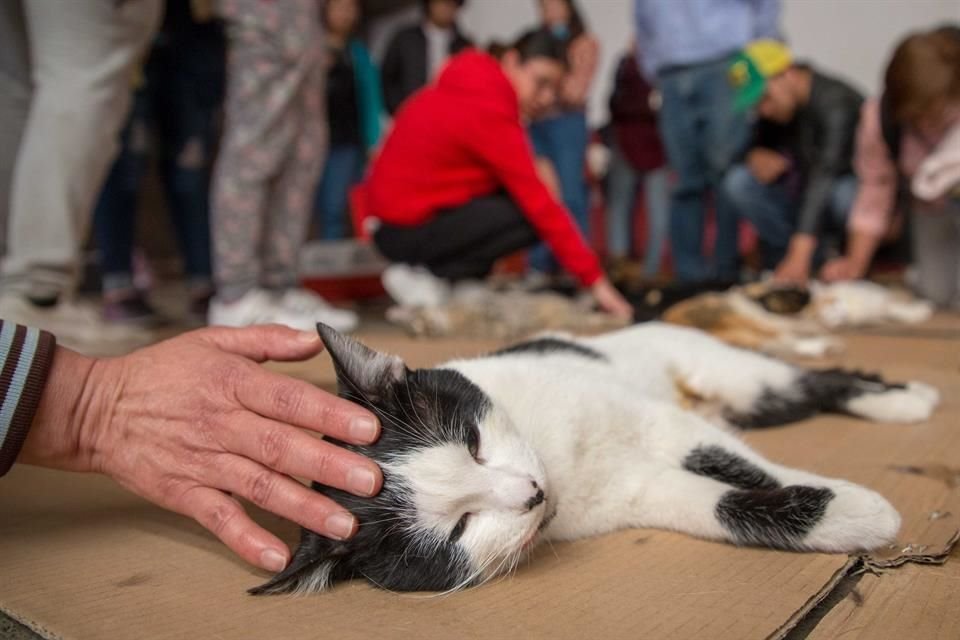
250, 324, 553, 595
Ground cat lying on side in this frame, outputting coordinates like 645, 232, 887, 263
662, 280, 934, 358
252, 323, 939, 595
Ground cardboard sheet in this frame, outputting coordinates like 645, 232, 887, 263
1, 320, 957, 640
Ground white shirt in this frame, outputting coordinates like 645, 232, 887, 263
423, 22, 454, 81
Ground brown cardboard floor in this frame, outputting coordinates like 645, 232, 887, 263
0, 316, 958, 640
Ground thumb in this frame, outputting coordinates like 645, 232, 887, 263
191, 324, 324, 363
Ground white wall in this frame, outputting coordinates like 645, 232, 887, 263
453, 0, 960, 126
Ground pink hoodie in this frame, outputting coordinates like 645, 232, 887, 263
848, 99, 960, 238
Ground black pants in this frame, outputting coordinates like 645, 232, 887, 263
374, 194, 538, 281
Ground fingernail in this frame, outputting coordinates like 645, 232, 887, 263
260, 548, 288, 573
347, 466, 378, 496
297, 330, 320, 343
326, 512, 356, 540
349, 415, 379, 443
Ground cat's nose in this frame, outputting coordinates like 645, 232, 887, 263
525, 488, 545, 511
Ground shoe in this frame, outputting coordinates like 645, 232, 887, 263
277, 288, 359, 332
102, 293, 168, 328
208, 288, 351, 332
381, 264, 451, 308
0, 292, 145, 346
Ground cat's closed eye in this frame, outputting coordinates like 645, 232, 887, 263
466, 425, 483, 462
450, 513, 471, 542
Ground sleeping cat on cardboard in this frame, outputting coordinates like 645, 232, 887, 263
251, 323, 940, 595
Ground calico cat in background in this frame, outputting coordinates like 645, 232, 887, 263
252, 323, 939, 595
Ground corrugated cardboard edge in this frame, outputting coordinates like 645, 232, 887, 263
0, 605, 62, 640
767, 556, 861, 640
768, 528, 960, 640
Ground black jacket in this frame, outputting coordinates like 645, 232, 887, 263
381, 23, 471, 115
751, 67, 863, 235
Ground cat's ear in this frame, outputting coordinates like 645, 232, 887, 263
248, 534, 351, 596
316, 323, 408, 400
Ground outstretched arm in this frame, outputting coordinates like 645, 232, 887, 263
14, 324, 385, 574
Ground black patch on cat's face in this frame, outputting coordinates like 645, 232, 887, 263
751, 286, 811, 315
716, 486, 834, 550
251, 326, 493, 595
492, 337, 606, 361
727, 368, 908, 429
683, 445, 780, 490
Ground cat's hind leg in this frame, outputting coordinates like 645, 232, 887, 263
679, 443, 901, 552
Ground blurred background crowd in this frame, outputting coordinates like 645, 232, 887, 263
0, 0, 958, 345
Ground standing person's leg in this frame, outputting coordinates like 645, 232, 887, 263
210, 0, 305, 306
701, 58, 750, 281
527, 118, 558, 274
92, 92, 157, 324
910, 204, 960, 308
529, 112, 590, 275
605, 142, 640, 260
657, 67, 709, 282
0, 0, 30, 259
3, 0, 161, 304
314, 145, 365, 240
259, 0, 326, 294
641, 166, 671, 278
722, 164, 794, 270
155, 38, 221, 314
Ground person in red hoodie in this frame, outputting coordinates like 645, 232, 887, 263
363, 30, 633, 319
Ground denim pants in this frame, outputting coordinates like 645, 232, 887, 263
722, 164, 858, 269
605, 142, 670, 277
93, 34, 223, 293
528, 110, 590, 274
313, 143, 365, 240
656, 56, 749, 282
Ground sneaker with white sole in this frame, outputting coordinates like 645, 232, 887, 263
277, 288, 358, 332
381, 264, 451, 308
0, 292, 146, 347
207, 288, 358, 332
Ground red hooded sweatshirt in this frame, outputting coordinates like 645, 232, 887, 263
364, 50, 603, 286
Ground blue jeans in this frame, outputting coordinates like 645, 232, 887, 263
313, 143, 365, 240
656, 57, 749, 281
723, 164, 858, 269
528, 110, 590, 274
605, 143, 670, 277
93, 36, 223, 293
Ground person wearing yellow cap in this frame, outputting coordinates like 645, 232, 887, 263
723, 39, 864, 282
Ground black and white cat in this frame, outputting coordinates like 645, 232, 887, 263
252, 322, 939, 595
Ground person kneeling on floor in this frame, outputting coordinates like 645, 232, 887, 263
358, 30, 633, 320
723, 40, 863, 283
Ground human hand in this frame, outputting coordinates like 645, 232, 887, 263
591, 277, 634, 321
24, 325, 383, 573
773, 235, 815, 284
747, 148, 789, 185
820, 256, 868, 282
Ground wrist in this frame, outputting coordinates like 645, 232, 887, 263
787, 234, 817, 260
22, 347, 107, 473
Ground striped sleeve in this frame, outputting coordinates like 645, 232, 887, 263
0, 320, 57, 477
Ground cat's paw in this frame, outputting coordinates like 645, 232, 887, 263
803, 484, 901, 552
790, 336, 844, 358
846, 382, 940, 423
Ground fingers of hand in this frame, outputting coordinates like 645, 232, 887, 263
222, 414, 382, 497
213, 457, 359, 542
236, 369, 380, 444
193, 324, 324, 363
182, 487, 291, 572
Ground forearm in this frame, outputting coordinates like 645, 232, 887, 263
19, 345, 102, 474
0, 322, 58, 476
845, 231, 881, 270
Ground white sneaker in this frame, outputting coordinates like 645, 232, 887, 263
0, 293, 144, 346
277, 288, 359, 332
207, 288, 358, 332
381, 264, 451, 308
